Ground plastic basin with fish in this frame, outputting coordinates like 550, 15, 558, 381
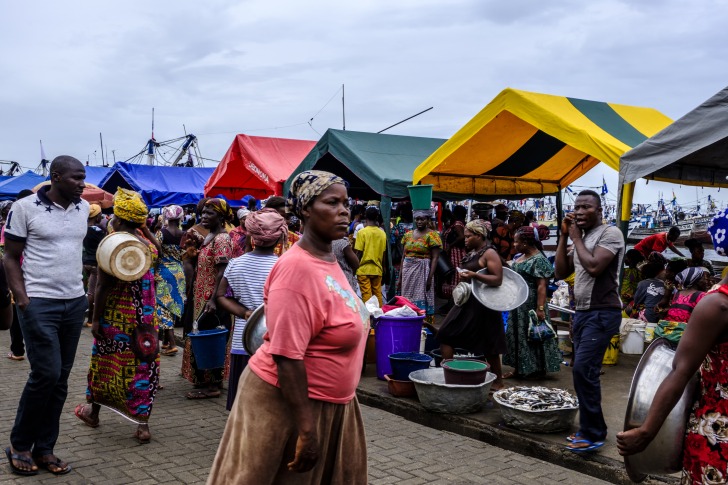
389, 352, 433, 381
442, 359, 489, 385
409, 368, 495, 414
492, 387, 578, 433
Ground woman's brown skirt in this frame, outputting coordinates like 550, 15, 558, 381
207, 367, 368, 485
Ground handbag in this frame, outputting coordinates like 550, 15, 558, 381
527, 309, 555, 341
452, 282, 472, 306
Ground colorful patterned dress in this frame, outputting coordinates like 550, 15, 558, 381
400, 229, 442, 319
182, 231, 233, 385
683, 284, 728, 483
229, 226, 246, 258
86, 240, 159, 424
442, 220, 466, 297
503, 253, 561, 376
154, 228, 186, 330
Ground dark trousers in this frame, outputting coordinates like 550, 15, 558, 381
9, 308, 25, 356
571, 308, 622, 442
11, 296, 87, 456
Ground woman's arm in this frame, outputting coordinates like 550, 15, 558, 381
140, 224, 163, 256
204, 263, 227, 313
273, 356, 319, 472
461, 249, 502, 286
427, 246, 441, 291
91, 269, 114, 341
536, 278, 547, 321
215, 277, 249, 319
617, 292, 728, 455
343, 244, 360, 273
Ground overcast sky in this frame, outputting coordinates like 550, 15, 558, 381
1, 0, 727, 207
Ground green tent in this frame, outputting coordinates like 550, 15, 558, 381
284, 129, 446, 299
283, 129, 446, 200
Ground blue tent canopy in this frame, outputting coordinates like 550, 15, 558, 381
98, 162, 215, 208
44, 166, 112, 186
0, 171, 47, 200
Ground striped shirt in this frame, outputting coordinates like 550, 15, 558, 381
224, 253, 278, 354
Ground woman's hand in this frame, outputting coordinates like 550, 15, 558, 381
91, 321, 104, 341
536, 308, 546, 321
204, 298, 217, 313
458, 269, 474, 281
287, 431, 320, 473
616, 428, 653, 456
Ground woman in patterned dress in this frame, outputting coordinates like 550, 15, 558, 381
441, 205, 468, 299
618, 210, 728, 483
503, 226, 561, 378
74, 189, 162, 444
399, 209, 441, 322
155, 205, 186, 356
181, 198, 234, 399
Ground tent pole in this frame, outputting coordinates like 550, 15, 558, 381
618, 181, 635, 242
555, 188, 563, 243
381, 196, 395, 302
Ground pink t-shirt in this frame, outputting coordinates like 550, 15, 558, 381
249, 244, 370, 404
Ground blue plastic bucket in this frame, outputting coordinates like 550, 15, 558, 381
375, 315, 425, 380
189, 328, 229, 369
389, 352, 433, 381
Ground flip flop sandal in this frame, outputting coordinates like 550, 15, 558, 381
74, 404, 100, 428
6, 352, 25, 361
34, 457, 72, 475
565, 439, 604, 452
4, 447, 38, 476
161, 348, 179, 356
566, 432, 582, 442
134, 429, 151, 444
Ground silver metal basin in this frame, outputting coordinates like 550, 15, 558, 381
471, 266, 529, 311
409, 368, 496, 414
242, 304, 266, 355
623, 338, 699, 483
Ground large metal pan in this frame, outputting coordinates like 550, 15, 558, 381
471, 267, 528, 312
242, 304, 266, 355
623, 338, 699, 483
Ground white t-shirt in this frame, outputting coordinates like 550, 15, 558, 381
224, 252, 278, 354
5, 186, 89, 299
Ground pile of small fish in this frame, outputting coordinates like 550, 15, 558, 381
494, 386, 578, 411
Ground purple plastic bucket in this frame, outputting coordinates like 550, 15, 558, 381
375, 315, 425, 380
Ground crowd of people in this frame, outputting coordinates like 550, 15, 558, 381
2, 157, 728, 482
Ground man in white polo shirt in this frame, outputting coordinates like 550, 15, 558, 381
3, 156, 89, 476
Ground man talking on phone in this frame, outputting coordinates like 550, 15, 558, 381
554, 190, 624, 453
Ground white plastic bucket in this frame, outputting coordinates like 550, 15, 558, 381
557, 330, 572, 356
621, 324, 646, 354
644, 321, 657, 343
420, 328, 427, 353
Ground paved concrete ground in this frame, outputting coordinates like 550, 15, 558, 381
0, 327, 608, 484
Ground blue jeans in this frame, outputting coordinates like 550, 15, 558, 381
11, 296, 87, 456
571, 308, 621, 443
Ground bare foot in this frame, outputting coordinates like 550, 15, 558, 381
135, 425, 151, 444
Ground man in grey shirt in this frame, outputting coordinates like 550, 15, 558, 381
3, 156, 89, 476
555, 190, 625, 453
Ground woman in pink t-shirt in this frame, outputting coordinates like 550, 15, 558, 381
207, 171, 369, 485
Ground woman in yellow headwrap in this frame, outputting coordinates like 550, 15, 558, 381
75, 188, 162, 444
181, 198, 234, 399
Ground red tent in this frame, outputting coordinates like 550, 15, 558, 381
205, 135, 316, 201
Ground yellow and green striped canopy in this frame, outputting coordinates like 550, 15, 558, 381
413, 88, 673, 197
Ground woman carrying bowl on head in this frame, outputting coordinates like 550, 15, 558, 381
503, 225, 561, 379
74, 188, 162, 444
437, 219, 506, 391
399, 209, 441, 323
207, 170, 369, 484
181, 198, 234, 400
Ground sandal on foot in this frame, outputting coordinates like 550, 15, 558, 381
74, 404, 99, 428
566, 439, 604, 452
161, 347, 178, 356
4, 447, 38, 476
34, 456, 72, 475
134, 429, 151, 444
502, 372, 519, 379
186, 390, 220, 399
566, 432, 582, 443
6, 352, 25, 361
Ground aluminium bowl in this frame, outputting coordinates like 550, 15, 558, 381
471, 266, 529, 311
242, 304, 266, 355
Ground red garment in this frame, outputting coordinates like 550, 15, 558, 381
634, 232, 669, 258
665, 291, 706, 323
249, 245, 370, 404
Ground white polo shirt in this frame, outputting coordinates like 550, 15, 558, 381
4, 186, 89, 299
